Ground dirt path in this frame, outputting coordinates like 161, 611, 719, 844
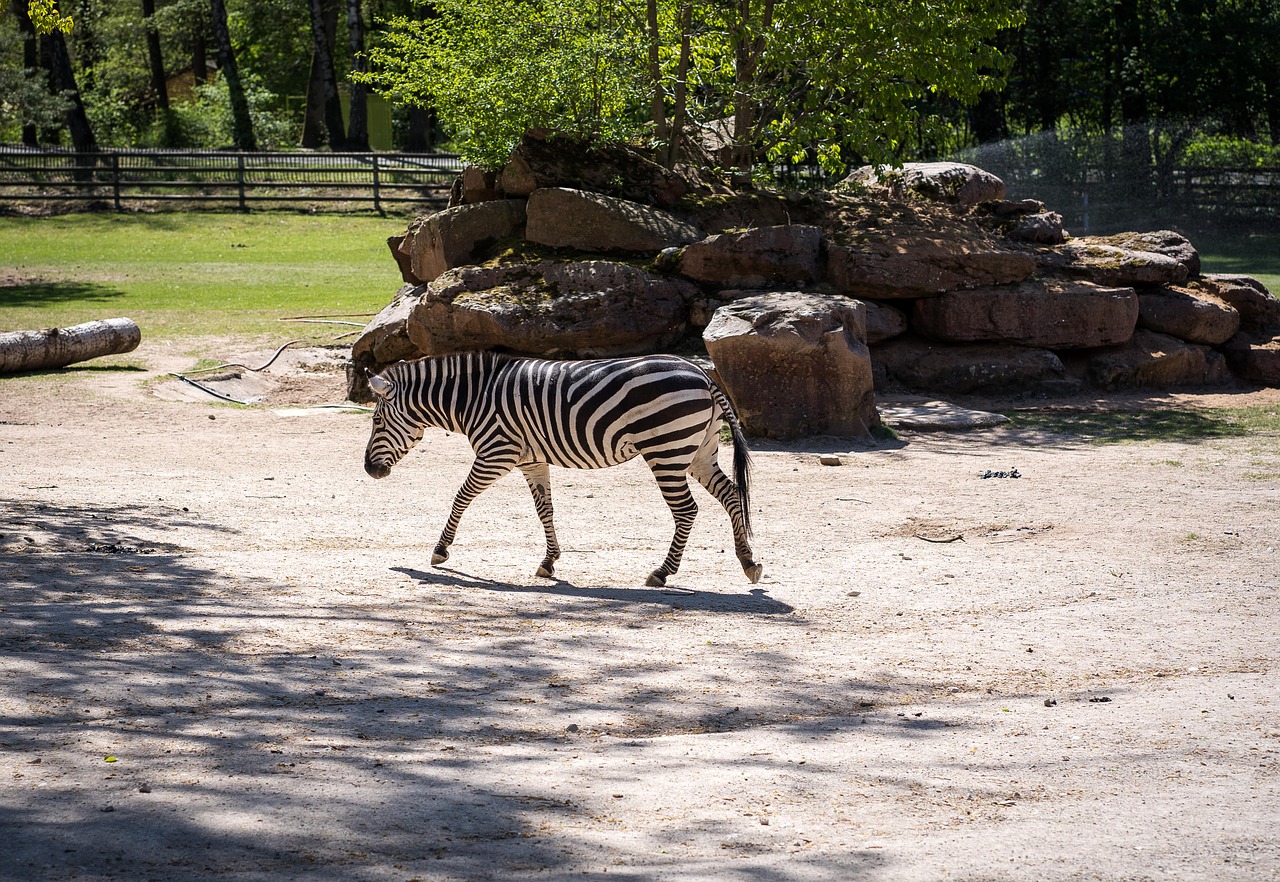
2, 340, 1278, 881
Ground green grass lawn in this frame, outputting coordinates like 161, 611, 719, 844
0, 212, 414, 340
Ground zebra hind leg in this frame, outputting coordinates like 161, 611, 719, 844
692, 457, 762, 584
644, 466, 699, 588
519, 461, 561, 579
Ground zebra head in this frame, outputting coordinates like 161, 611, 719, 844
363, 369, 423, 479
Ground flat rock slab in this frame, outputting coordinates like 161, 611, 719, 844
879, 399, 1011, 431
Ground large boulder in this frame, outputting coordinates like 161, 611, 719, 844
402, 200, 527, 284
387, 235, 417, 284
1137, 283, 1240, 345
500, 131, 691, 208
911, 278, 1139, 349
1087, 330, 1232, 389
861, 299, 910, 345
1051, 242, 1189, 287
1221, 333, 1280, 385
1081, 231, 1201, 278
872, 337, 1072, 395
347, 283, 429, 401
846, 162, 1006, 207
525, 188, 703, 253
676, 225, 822, 288
703, 292, 878, 439
407, 261, 697, 358
826, 237, 1036, 298
1201, 274, 1280, 333
979, 199, 1066, 245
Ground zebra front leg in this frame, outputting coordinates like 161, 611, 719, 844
433, 454, 517, 567
645, 468, 699, 588
519, 461, 561, 579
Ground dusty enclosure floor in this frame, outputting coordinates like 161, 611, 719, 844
2, 339, 1278, 882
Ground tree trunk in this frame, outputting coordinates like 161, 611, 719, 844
13, 0, 40, 146
43, 31, 98, 154
211, 0, 257, 150
0, 319, 142, 375
306, 0, 347, 151
404, 106, 433, 151
665, 2, 691, 168
193, 30, 207, 84
142, 0, 170, 111
646, 0, 668, 148
345, 0, 369, 151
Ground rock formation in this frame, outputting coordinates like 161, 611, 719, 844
349, 144, 1280, 438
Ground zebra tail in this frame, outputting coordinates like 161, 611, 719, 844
712, 385, 753, 539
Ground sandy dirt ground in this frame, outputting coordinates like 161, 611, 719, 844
1, 339, 1278, 882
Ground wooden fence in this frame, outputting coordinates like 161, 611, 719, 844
0, 147, 464, 212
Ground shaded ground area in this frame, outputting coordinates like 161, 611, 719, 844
1, 340, 1278, 881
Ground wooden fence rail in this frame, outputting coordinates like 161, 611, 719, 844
0, 148, 464, 212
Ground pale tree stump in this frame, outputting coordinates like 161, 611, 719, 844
0, 318, 142, 374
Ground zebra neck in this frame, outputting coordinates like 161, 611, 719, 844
415, 351, 502, 434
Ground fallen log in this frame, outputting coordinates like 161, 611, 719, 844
0, 318, 142, 374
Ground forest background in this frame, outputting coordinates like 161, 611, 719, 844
2, 0, 1280, 232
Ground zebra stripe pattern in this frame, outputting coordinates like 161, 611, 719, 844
364, 352, 762, 587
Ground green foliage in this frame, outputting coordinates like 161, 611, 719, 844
1182, 135, 1280, 169
28, 0, 74, 34
359, 0, 648, 167
358, 0, 1023, 171
0, 29, 71, 139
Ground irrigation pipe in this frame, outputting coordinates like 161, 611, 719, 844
183, 339, 306, 375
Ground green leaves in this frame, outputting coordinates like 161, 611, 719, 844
28, 0, 75, 34
357, 0, 1022, 171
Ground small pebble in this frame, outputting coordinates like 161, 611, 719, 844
819, 455, 843, 466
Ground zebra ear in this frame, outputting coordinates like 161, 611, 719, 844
366, 371, 393, 399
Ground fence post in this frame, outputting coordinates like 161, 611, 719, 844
111, 153, 122, 211
372, 153, 382, 214
237, 153, 247, 212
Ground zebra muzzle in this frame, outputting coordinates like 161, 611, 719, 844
364, 459, 392, 479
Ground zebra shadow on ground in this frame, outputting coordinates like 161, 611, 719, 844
391, 565, 796, 614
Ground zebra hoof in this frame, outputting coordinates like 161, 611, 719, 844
744, 562, 763, 584
645, 571, 667, 588
431, 549, 449, 566
536, 563, 555, 579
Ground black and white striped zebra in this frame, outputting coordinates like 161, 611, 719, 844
363, 352, 762, 587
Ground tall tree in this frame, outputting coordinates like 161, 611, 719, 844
12, 0, 42, 144
305, 0, 347, 150
141, 0, 169, 111
43, 29, 98, 152
210, 0, 256, 149
345, 0, 369, 150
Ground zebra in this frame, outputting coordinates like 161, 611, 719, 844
363, 352, 763, 588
